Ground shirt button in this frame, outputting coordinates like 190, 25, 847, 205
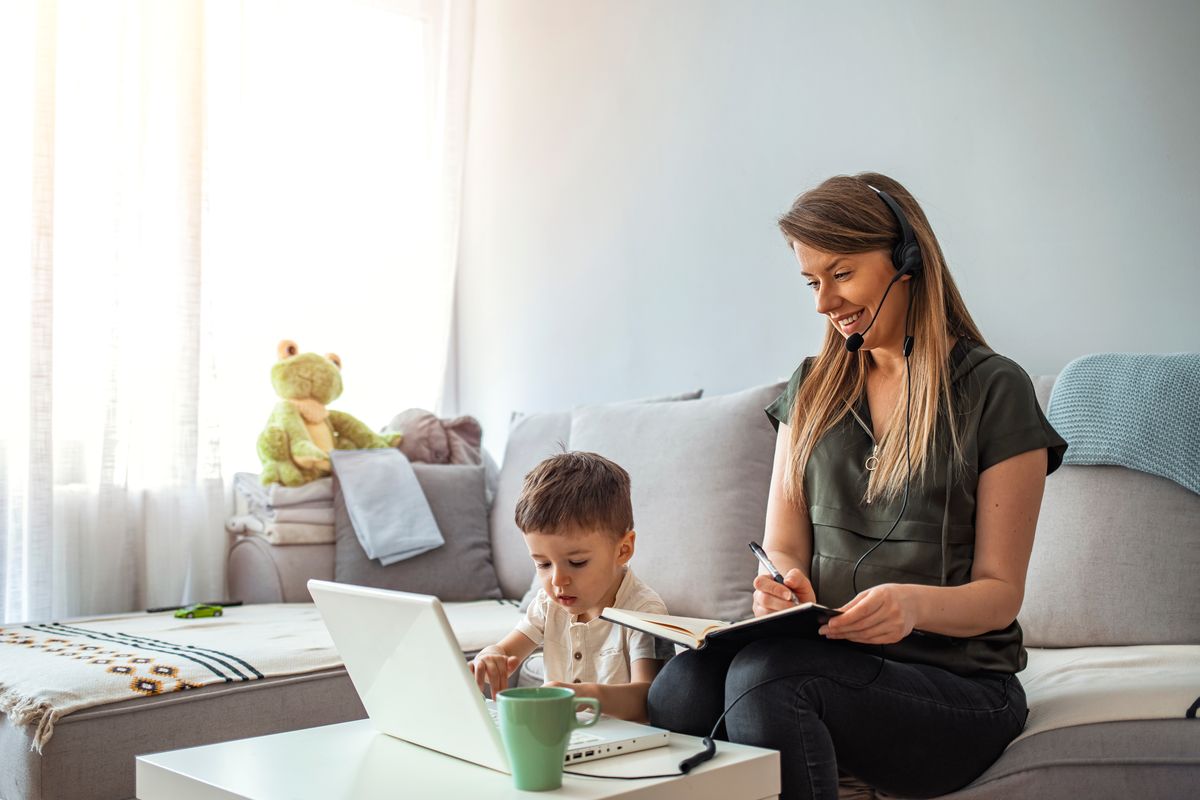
574, 652, 582, 661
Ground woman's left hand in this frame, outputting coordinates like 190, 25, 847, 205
821, 583, 918, 644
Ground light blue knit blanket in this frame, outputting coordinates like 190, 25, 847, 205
1047, 353, 1200, 494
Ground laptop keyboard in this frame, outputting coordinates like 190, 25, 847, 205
486, 704, 603, 746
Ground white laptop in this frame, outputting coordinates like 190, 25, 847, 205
308, 579, 670, 773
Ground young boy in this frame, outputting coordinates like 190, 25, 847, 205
470, 451, 672, 723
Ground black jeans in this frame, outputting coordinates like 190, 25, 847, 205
647, 638, 1027, 800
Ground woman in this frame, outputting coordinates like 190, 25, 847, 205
647, 173, 1066, 799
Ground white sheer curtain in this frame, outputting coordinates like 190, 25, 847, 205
0, 0, 474, 623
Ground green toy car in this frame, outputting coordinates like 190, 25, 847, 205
175, 603, 224, 619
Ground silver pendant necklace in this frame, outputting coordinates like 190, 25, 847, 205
846, 404, 880, 471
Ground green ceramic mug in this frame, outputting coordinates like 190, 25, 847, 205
495, 686, 601, 791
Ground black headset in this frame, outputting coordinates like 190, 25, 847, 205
849, 185, 923, 593
870, 186, 923, 280
843, 186, 923, 355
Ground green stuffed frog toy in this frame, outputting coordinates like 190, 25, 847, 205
257, 340, 402, 486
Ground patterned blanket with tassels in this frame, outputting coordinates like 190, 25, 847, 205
1048, 352, 1200, 494
0, 604, 341, 752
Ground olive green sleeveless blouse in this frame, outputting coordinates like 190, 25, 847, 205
765, 341, 1067, 675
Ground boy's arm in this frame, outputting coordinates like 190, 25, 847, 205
549, 657, 664, 723
470, 629, 538, 694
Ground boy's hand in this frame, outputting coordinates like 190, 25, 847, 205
545, 680, 597, 699
470, 649, 522, 694
752, 568, 816, 616
545, 681, 602, 714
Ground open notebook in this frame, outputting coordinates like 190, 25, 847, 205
601, 603, 841, 650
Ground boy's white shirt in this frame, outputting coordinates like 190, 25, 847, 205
516, 566, 672, 684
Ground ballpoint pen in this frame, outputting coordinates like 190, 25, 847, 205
748, 541, 802, 606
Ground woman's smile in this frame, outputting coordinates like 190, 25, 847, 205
795, 241, 908, 353
833, 310, 865, 333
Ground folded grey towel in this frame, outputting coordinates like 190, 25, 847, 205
267, 477, 333, 506
228, 503, 336, 527
234, 472, 335, 509
225, 515, 335, 545
330, 449, 445, 565
265, 506, 336, 525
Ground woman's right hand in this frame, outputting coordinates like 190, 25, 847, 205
752, 568, 817, 616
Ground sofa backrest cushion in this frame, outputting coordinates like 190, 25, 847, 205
1021, 463, 1200, 646
568, 383, 783, 621
490, 411, 571, 599
490, 390, 704, 601
1021, 373, 1200, 646
334, 464, 503, 601
1031, 374, 1056, 413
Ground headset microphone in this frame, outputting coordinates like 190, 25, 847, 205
844, 269, 906, 353
843, 186, 923, 354
848, 184, 926, 594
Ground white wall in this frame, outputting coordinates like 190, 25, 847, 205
455, 0, 1200, 455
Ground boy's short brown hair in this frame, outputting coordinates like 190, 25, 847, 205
513, 451, 633, 537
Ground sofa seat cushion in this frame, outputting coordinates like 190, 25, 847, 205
0, 604, 344, 755
0, 599, 521, 800
944, 719, 1200, 799
0, 666, 364, 800
1018, 645, 1200, 742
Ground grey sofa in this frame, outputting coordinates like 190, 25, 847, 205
4, 371, 1197, 799
231, 375, 1200, 798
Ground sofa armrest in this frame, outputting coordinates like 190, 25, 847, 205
227, 535, 334, 604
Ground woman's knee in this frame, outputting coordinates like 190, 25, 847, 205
725, 638, 879, 698
647, 647, 734, 736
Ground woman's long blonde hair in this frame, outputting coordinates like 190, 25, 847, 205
777, 173, 986, 505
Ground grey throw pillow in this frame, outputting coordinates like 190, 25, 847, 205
335, 464, 502, 601
569, 383, 783, 621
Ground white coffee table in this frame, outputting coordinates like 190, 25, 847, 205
136, 718, 779, 799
